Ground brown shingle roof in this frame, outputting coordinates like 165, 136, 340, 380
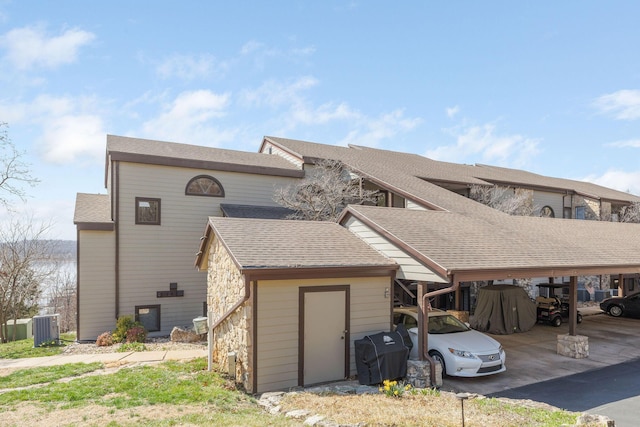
266, 137, 640, 206
107, 135, 304, 178
203, 217, 397, 271
74, 193, 113, 227
343, 205, 640, 281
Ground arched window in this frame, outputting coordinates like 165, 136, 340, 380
185, 175, 225, 197
539, 206, 555, 218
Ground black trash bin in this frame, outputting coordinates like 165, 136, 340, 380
354, 324, 411, 385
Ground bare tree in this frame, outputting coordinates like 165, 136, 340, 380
45, 269, 77, 333
0, 122, 39, 208
274, 159, 379, 221
469, 184, 535, 216
619, 202, 640, 223
0, 217, 57, 342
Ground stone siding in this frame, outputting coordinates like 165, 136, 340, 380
207, 237, 253, 391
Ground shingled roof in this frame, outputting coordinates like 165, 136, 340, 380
73, 193, 113, 230
263, 136, 640, 206
196, 217, 398, 279
106, 135, 304, 183
341, 205, 640, 283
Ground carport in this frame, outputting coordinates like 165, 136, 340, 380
339, 205, 640, 381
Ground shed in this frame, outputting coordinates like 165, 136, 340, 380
196, 217, 398, 393
3, 318, 34, 341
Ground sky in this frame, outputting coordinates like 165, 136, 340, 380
1, 1, 640, 241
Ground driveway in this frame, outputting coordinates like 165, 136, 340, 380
441, 311, 640, 396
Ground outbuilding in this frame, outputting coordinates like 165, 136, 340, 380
195, 217, 398, 393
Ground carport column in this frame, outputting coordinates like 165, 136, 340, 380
568, 276, 578, 336
557, 275, 589, 359
417, 282, 426, 361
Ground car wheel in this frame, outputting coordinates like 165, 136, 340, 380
551, 316, 562, 327
577, 313, 583, 324
608, 305, 623, 317
429, 351, 446, 376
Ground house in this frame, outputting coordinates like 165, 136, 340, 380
75, 135, 640, 388
74, 135, 303, 340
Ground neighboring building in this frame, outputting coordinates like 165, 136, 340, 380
75, 134, 640, 343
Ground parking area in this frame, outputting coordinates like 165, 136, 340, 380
442, 310, 640, 395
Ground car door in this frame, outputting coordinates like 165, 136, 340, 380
624, 294, 640, 317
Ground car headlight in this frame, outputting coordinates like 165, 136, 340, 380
448, 348, 476, 359
499, 345, 504, 354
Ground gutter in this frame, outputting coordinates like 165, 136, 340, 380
207, 276, 251, 372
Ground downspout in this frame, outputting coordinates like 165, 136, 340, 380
208, 276, 252, 372
420, 278, 460, 387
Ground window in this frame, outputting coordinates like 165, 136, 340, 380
135, 305, 161, 332
539, 206, 555, 218
185, 175, 225, 197
575, 206, 586, 220
135, 197, 161, 225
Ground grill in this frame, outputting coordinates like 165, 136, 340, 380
478, 353, 500, 363
477, 364, 503, 374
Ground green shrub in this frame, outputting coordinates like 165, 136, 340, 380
118, 342, 147, 352
112, 315, 146, 343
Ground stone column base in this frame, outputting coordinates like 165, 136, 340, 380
557, 334, 589, 359
406, 359, 443, 388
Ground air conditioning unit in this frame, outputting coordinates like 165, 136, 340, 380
33, 314, 60, 347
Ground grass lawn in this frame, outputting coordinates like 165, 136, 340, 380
0, 357, 582, 427
0, 333, 76, 359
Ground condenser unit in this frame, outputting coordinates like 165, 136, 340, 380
33, 314, 60, 347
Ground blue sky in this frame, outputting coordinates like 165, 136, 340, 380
1, 1, 640, 240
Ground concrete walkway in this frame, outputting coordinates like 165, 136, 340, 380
0, 348, 208, 369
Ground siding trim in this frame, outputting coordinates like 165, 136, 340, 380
252, 280, 258, 394
115, 160, 120, 320
244, 266, 397, 282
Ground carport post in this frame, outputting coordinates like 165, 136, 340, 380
417, 282, 426, 362
568, 276, 578, 336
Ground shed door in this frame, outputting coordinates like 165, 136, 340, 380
300, 286, 349, 386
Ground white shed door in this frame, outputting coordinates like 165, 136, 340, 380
303, 289, 347, 385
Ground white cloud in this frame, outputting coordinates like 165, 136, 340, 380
337, 109, 422, 147
240, 76, 319, 108
156, 53, 227, 80
605, 139, 640, 148
0, 25, 95, 70
593, 90, 640, 120
446, 105, 460, 118
583, 169, 640, 196
428, 123, 540, 168
39, 114, 104, 163
140, 90, 236, 146
0, 94, 106, 164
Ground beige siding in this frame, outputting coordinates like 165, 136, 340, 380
343, 216, 448, 283
256, 276, 391, 393
532, 190, 564, 218
262, 142, 304, 167
406, 200, 427, 210
117, 162, 298, 336
78, 230, 116, 340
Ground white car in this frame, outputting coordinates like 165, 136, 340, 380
393, 307, 506, 377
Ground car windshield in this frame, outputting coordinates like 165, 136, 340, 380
428, 314, 469, 334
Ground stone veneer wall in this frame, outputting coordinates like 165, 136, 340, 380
207, 237, 253, 391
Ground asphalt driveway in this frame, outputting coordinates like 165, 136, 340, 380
441, 310, 640, 396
